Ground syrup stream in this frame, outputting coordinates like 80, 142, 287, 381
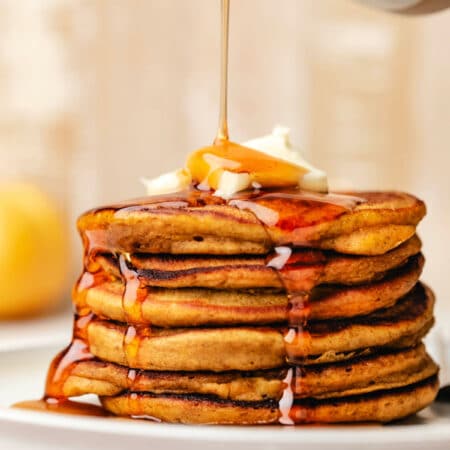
216, 0, 230, 142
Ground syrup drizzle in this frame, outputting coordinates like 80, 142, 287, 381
267, 247, 315, 422
117, 253, 154, 369
216, 0, 230, 142
119, 254, 148, 324
123, 325, 141, 367
43, 314, 95, 400
74, 269, 110, 315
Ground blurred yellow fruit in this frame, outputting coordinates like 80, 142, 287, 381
0, 182, 69, 319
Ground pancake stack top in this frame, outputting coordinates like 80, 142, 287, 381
45, 187, 439, 424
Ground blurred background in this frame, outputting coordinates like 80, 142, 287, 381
0, 0, 449, 322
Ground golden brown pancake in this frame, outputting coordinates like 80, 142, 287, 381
100, 375, 439, 424
296, 344, 437, 399
78, 191, 425, 255
85, 283, 434, 372
76, 254, 423, 326
56, 345, 438, 403
298, 283, 434, 361
94, 235, 422, 290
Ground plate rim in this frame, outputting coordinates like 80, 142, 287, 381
2, 344, 450, 445
1, 405, 450, 445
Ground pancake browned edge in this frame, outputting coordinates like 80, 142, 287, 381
75, 253, 424, 326
59, 345, 438, 402
61, 344, 438, 424
92, 235, 422, 290
99, 376, 439, 424
77, 191, 425, 255
83, 283, 434, 372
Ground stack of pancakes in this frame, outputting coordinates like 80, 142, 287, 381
46, 190, 439, 424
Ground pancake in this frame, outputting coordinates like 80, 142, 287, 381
94, 235, 422, 290
75, 254, 423, 326
296, 344, 438, 399
78, 191, 425, 255
85, 283, 434, 372
296, 283, 434, 360
55, 345, 438, 403
100, 375, 439, 424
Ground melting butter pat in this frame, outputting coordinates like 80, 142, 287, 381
142, 126, 328, 198
243, 126, 328, 193
212, 126, 328, 198
214, 171, 251, 200
141, 168, 191, 195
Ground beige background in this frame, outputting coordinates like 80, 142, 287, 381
0, 0, 449, 314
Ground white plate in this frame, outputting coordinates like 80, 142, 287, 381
1, 345, 450, 450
